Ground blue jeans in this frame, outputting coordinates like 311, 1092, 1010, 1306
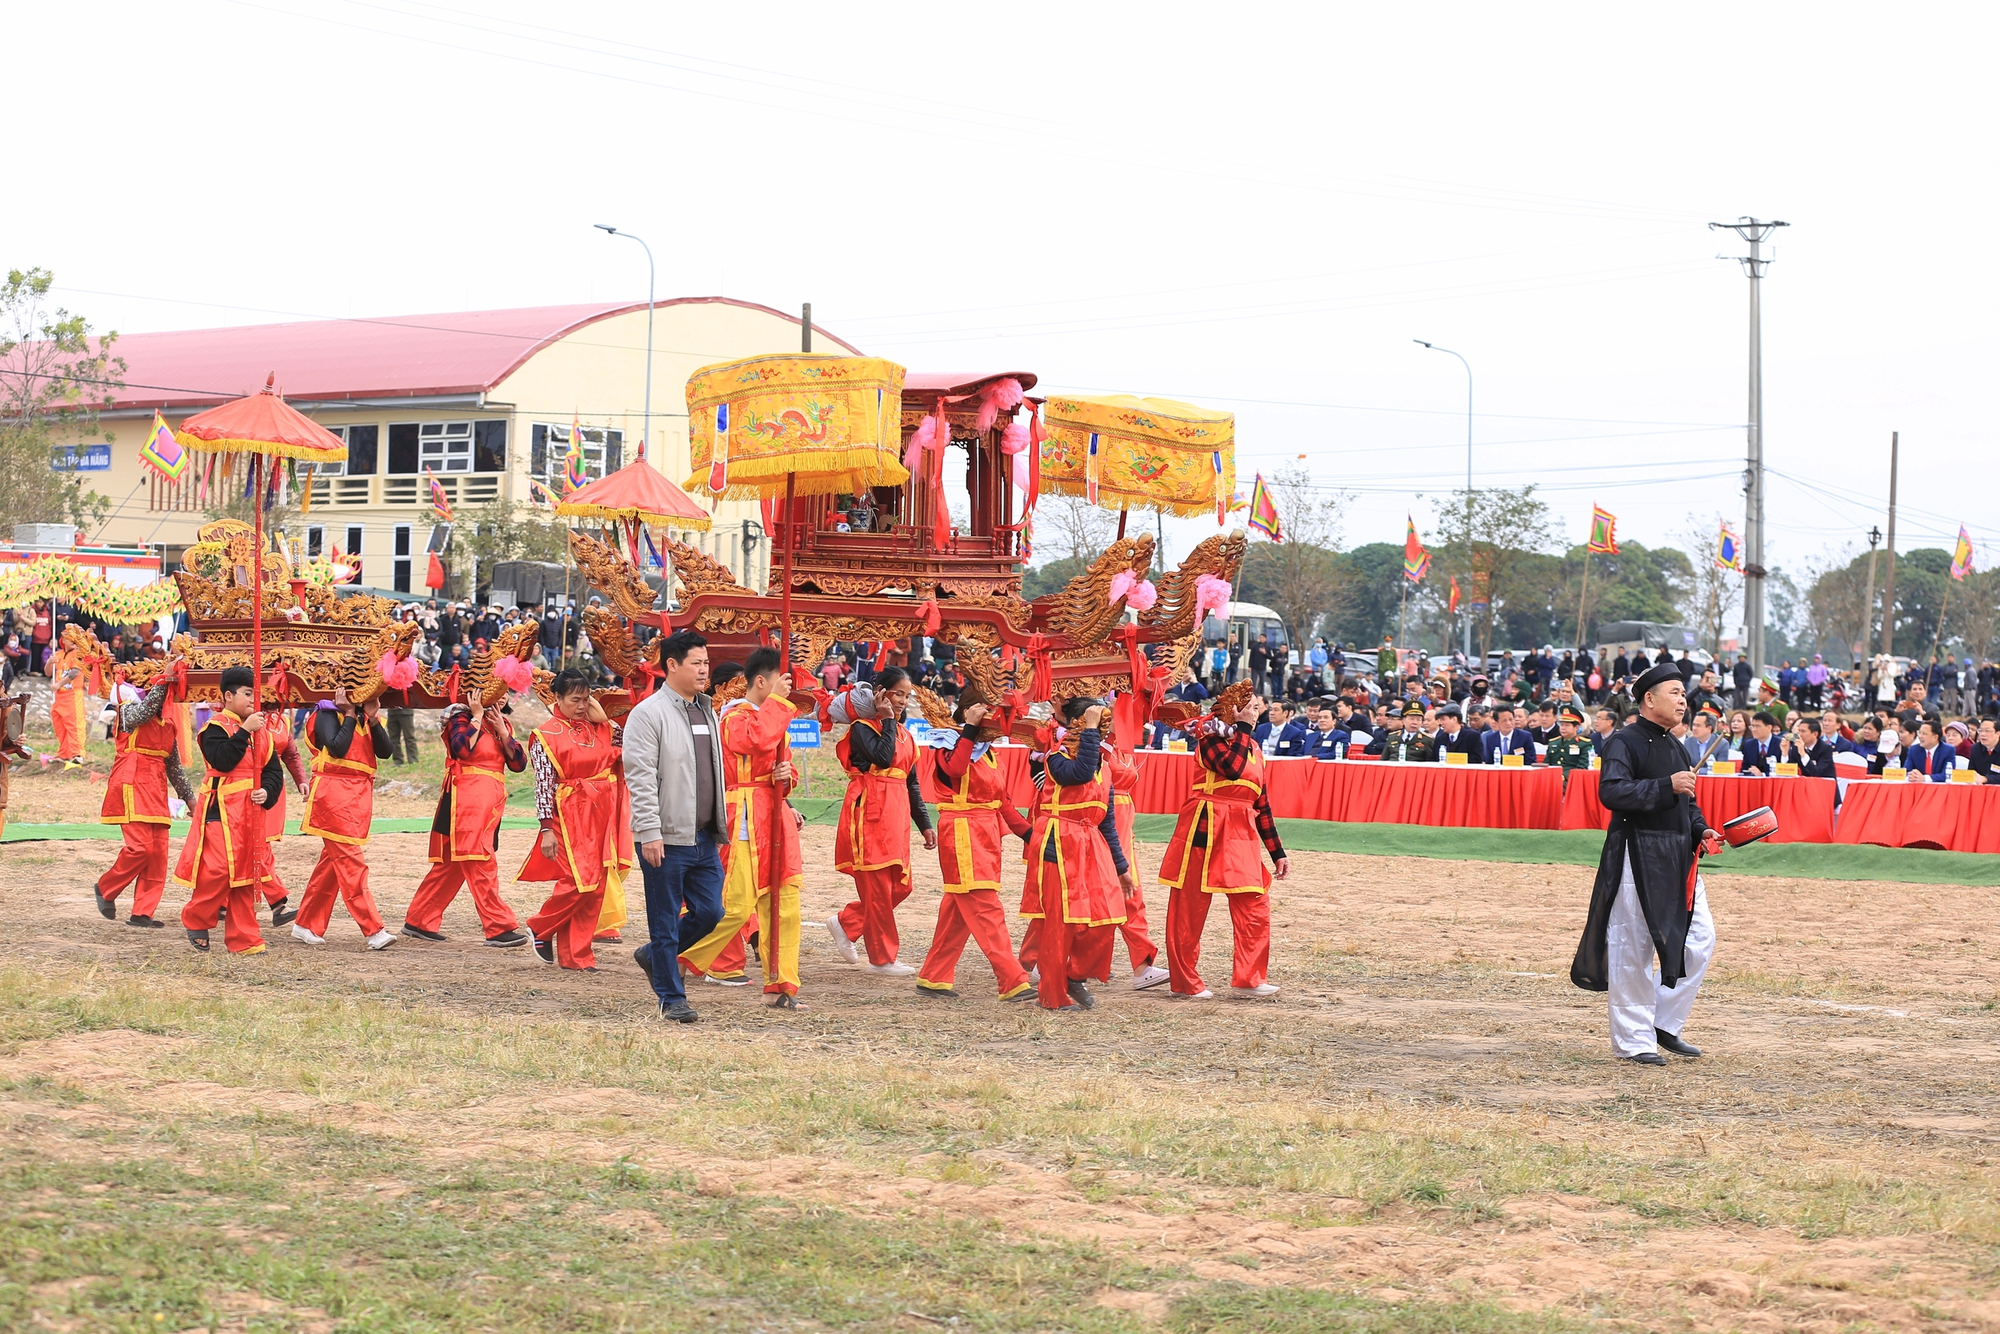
635, 832, 724, 1005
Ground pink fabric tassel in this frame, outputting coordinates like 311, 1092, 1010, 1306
974, 377, 1025, 433
999, 421, 1028, 455
1193, 574, 1232, 622
1108, 571, 1135, 606
1124, 578, 1158, 612
379, 652, 420, 690
903, 415, 937, 473
493, 656, 533, 693
1011, 451, 1029, 493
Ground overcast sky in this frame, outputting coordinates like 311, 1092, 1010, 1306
15, 1, 1995, 583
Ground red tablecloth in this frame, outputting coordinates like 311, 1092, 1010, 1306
1128, 752, 1563, 828
1559, 769, 1837, 844
1834, 779, 2000, 853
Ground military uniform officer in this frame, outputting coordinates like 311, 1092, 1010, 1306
1542, 704, 1596, 773
1382, 702, 1435, 763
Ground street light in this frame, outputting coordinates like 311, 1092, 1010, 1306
1414, 339, 1473, 661
595, 223, 655, 464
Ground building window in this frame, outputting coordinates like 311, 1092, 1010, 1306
387, 424, 420, 475
345, 525, 364, 560
342, 424, 378, 476
530, 423, 621, 485
474, 420, 507, 473
420, 421, 473, 473
306, 525, 324, 558
393, 524, 412, 594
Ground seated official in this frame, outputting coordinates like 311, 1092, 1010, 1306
1737, 712, 1780, 775
1304, 713, 1350, 760
1480, 704, 1538, 764
1272, 705, 1313, 757
1969, 718, 2000, 783
1773, 718, 1837, 778
1902, 720, 1957, 781
1431, 705, 1483, 762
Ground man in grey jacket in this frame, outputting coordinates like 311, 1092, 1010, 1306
626, 628, 728, 1022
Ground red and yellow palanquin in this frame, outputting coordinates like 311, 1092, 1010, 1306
1160, 739, 1274, 994
520, 716, 632, 970
405, 715, 523, 941
174, 716, 273, 955
296, 713, 390, 940
916, 737, 1033, 998
679, 694, 806, 995
95, 692, 181, 920
832, 716, 921, 967
1023, 738, 1126, 1009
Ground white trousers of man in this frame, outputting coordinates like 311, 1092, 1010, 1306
1606, 852, 1715, 1058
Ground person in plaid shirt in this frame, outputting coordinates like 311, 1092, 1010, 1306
1157, 684, 1290, 1000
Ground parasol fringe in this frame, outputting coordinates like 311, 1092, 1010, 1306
175, 432, 346, 462
1036, 476, 1227, 519
554, 502, 712, 532
683, 448, 910, 500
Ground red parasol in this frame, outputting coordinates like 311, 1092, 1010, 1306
556, 457, 713, 531
175, 376, 348, 911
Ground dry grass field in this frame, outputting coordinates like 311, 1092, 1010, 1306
4, 795, 1999, 1332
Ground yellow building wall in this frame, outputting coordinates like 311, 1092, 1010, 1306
79, 298, 835, 596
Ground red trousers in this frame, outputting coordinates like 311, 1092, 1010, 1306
98, 823, 170, 918
1118, 883, 1160, 971
1037, 915, 1113, 1008
918, 890, 1030, 996
297, 840, 386, 938
1165, 887, 1270, 994
256, 838, 289, 907
179, 835, 264, 954
1018, 917, 1041, 972
405, 858, 520, 937
527, 879, 604, 969
836, 866, 911, 966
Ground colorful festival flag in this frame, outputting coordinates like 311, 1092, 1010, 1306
1587, 504, 1619, 555
1951, 525, 1975, 582
639, 527, 664, 570
137, 410, 186, 480
527, 479, 556, 509
1448, 576, 1461, 613
1246, 473, 1283, 541
426, 467, 453, 522
1403, 516, 1430, 582
1716, 521, 1743, 571
1085, 432, 1100, 506
1213, 450, 1225, 526
565, 416, 588, 492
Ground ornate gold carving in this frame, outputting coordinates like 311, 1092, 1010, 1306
1045, 535, 1154, 646
570, 530, 657, 619
583, 605, 646, 683
799, 571, 893, 598
938, 577, 1020, 597
1140, 532, 1246, 639
662, 536, 744, 598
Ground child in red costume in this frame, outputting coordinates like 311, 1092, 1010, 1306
175, 667, 284, 955
522, 670, 630, 971
1102, 717, 1170, 990
916, 688, 1035, 1001
294, 688, 397, 949
1022, 697, 1134, 1011
94, 675, 196, 928
1158, 688, 1290, 999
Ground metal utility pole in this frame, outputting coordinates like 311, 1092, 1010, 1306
1709, 216, 1787, 670
595, 224, 655, 458
1879, 431, 1899, 656
1414, 340, 1473, 661
1862, 523, 1882, 660
802, 302, 812, 353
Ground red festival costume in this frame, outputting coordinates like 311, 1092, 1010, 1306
405, 707, 527, 939
681, 694, 806, 995
520, 716, 631, 970
1158, 722, 1287, 994
1021, 728, 1129, 1009
916, 734, 1033, 998
1104, 741, 1162, 972
296, 708, 392, 939
255, 720, 310, 909
95, 680, 195, 920
174, 716, 281, 954
832, 711, 930, 966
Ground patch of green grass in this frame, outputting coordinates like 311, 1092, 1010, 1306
1168, 1285, 1588, 1334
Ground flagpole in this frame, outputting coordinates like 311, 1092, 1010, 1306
1574, 548, 1592, 654
1397, 570, 1409, 666
1928, 574, 1950, 670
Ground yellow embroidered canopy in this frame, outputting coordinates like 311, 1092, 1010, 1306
1039, 394, 1235, 517
684, 354, 910, 500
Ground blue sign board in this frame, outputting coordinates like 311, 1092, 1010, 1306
787, 717, 822, 750
50, 444, 111, 472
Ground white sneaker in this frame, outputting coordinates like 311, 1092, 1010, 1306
1231, 982, 1280, 999
824, 915, 858, 965
290, 923, 325, 944
1169, 989, 1214, 1000
867, 961, 917, 977
366, 930, 398, 951
1027, 967, 1040, 984
703, 973, 750, 987
1132, 964, 1171, 991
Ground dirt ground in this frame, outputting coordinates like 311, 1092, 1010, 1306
6, 808, 2000, 1331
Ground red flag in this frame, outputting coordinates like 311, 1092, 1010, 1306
425, 552, 447, 590
1448, 576, 1461, 613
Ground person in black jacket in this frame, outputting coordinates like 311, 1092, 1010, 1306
1570, 662, 1721, 1066
1774, 717, 1837, 779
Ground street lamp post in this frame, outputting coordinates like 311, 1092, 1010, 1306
1414, 340, 1473, 662
595, 224, 655, 461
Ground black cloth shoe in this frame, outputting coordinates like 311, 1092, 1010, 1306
660, 999, 698, 1024
270, 898, 298, 927
94, 890, 117, 920
1656, 1029, 1702, 1058
127, 915, 164, 929
1066, 979, 1096, 1010
767, 993, 803, 1011
634, 945, 655, 985
532, 935, 555, 965
401, 923, 447, 942
485, 929, 528, 948
186, 928, 211, 953
1624, 1051, 1667, 1066
917, 985, 959, 999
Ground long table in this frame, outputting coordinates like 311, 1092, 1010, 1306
1835, 779, 2000, 854
1558, 769, 1838, 844
1130, 752, 1565, 827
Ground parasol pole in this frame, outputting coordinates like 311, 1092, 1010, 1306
1117, 508, 1128, 540
250, 453, 265, 908
779, 471, 796, 668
